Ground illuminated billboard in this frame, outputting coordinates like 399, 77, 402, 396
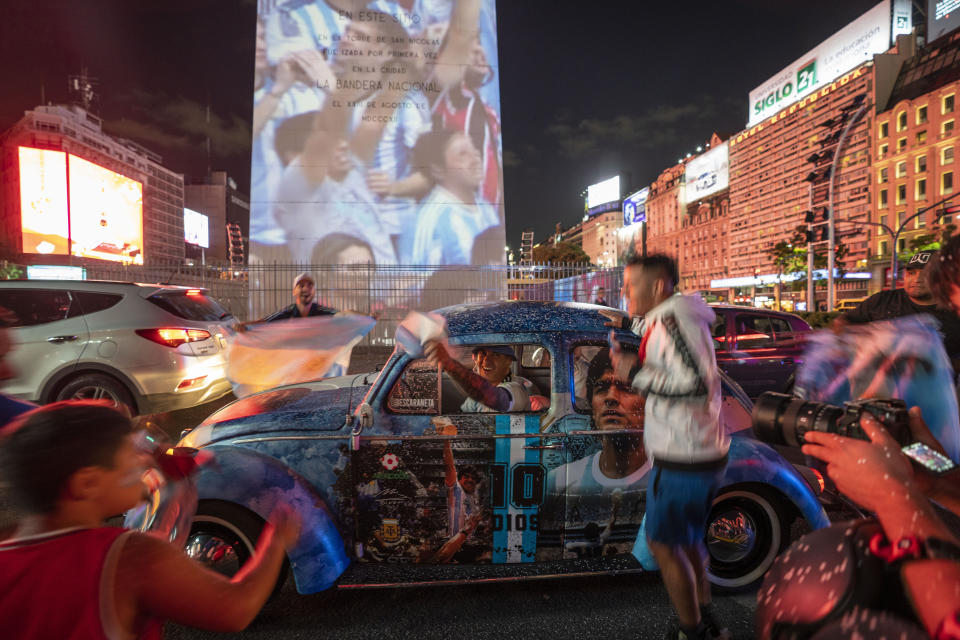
184, 208, 210, 248
684, 143, 729, 200
251, 0, 505, 272
622, 187, 649, 226
587, 176, 621, 214
929, 0, 960, 41
19, 147, 69, 256
747, 1, 893, 126
67, 155, 143, 264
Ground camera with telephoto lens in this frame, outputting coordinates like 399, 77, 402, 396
752, 392, 912, 448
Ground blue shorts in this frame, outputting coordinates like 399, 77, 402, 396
645, 463, 725, 547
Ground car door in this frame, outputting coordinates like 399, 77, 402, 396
539, 340, 650, 561
356, 343, 550, 565
726, 313, 781, 398
0, 288, 90, 401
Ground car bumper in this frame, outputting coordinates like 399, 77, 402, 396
138, 376, 234, 414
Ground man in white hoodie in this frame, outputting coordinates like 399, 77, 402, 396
602, 254, 730, 640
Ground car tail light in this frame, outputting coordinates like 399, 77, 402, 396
186, 289, 203, 296
176, 375, 207, 390
136, 328, 211, 348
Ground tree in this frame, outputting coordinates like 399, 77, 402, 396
532, 241, 590, 264
766, 226, 849, 303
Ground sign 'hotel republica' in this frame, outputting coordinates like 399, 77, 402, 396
747, 0, 909, 127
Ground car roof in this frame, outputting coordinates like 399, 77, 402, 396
434, 301, 616, 337
0, 280, 207, 294
709, 303, 803, 319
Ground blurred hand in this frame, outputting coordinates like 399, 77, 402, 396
829, 316, 849, 335
289, 49, 334, 88
599, 309, 626, 329
366, 170, 392, 197
272, 57, 297, 94
267, 505, 302, 551
424, 340, 450, 369
609, 330, 638, 384
801, 413, 914, 512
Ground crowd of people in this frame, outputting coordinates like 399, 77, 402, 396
4, 237, 960, 637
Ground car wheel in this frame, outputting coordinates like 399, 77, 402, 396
186, 500, 288, 595
56, 373, 136, 414
705, 488, 783, 591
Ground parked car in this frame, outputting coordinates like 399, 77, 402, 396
161, 301, 828, 595
710, 304, 812, 398
835, 297, 866, 312
0, 280, 234, 415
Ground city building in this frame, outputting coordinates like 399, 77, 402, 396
645, 162, 685, 261
581, 210, 622, 267
0, 103, 185, 266
870, 29, 960, 288
184, 171, 250, 264
678, 135, 730, 296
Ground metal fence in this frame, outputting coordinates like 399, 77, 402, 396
79, 262, 623, 346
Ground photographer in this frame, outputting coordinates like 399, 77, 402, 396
800, 414, 960, 638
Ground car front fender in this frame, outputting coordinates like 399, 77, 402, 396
724, 436, 830, 530
197, 445, 350, 594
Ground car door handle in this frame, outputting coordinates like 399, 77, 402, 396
47, 335, 79, 344
523, 443, 564, 450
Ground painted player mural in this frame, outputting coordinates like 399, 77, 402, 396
251, 0, 506, 272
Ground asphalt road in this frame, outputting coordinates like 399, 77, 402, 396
166, 572, 761, 640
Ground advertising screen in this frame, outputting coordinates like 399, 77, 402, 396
26, 265, 86, 280
251, 0, 505, 277
19, 147, 69, 256
684, 143, 729, 200
747, 1, 892, 126
622, 187, 649, 226
184, 208, 210, 248
587, 176, 621, 212
929, 0, 960, 42
67, 155, 144, 264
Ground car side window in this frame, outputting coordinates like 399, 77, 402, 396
0, 289, 74, 327
386, 358, 439, 415
441, 344, 550, 414
769, 317, 792, 341
734, 314, 774, 349
72, 291, 123, 316
572, 342, 638, 412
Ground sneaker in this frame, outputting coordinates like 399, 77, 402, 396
700, 603, 732, 640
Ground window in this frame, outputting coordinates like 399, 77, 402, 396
879, 240, 888, 256
896, 161, 907, 178
879, 122, 889, 138
879, 167, 889, 183
0, 290, 75, 327
918, 105, 929, 124
711, 315, 728, 349
917, 178, 927, 201
944, 94, 955, 114
898, 137, 908, 152
879, 143, 889, 158
898, 238, 906, 252
944, 147, 955, 164
917, 131, 928, 145
72, 291, 122, 316
898, 111, 908, 131
944, 120, 955, 137
917, 155, 927, 173
944, 171, 954, 195
147, 292, 231, 321
734, 315, 774, 349
897, 184, 907, 204
879, 189, 888, 208
387, 358, 439, 414
880, 214, 888, 227
572, 343, 638, 413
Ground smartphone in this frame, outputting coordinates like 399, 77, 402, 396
902, 442, 958, 476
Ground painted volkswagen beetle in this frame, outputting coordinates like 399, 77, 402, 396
166, 301, 828, 594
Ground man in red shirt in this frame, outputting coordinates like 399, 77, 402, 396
0, 402, 299, 638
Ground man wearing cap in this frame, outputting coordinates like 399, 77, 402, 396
423, 341, 532, 413
837, 249, 960, 365
263, 272, 338, 322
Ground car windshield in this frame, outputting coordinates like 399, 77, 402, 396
147, 291, 232, 322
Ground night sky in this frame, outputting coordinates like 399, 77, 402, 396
0, 0, 886, 248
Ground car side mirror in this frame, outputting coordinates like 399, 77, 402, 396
358, 402, 373, 429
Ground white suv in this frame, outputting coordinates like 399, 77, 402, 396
0, 280, 234, 415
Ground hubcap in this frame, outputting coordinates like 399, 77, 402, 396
706, 507, 757, 564
185, 531, 243, 577
69, 385, 121, 405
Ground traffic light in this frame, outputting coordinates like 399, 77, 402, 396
805, 229, 815, 243
804, 210, 815, 223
